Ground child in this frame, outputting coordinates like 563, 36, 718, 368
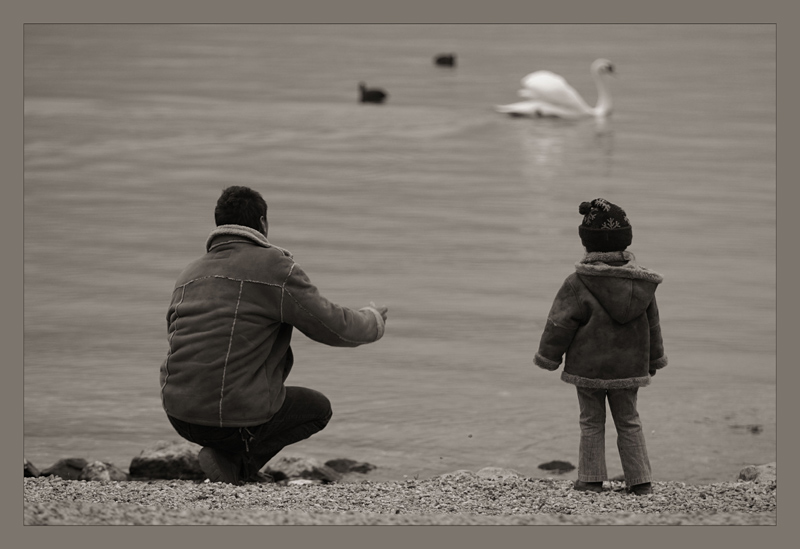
534, 198, 667, 495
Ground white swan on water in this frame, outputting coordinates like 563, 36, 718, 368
495, 58, 615, 119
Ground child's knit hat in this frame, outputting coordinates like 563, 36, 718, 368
578, 198, 632, 252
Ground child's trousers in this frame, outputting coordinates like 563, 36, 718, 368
575, 386, 652, 486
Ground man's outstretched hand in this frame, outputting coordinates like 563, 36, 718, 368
370, 301, 389, 322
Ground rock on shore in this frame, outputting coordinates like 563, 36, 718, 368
26, 441, 378, 484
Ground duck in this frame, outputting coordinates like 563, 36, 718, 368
495, 58, 615, 119
359, 82, 388, 104
434, 53, 456, 67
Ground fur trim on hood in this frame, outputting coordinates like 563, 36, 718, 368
575, 251, 663, 284
206, 224, 293, 258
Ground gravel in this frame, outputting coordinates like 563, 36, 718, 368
24, 470, 777, 525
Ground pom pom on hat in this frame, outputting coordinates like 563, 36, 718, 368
578, 198, 632, 252
578, 202, 593, 216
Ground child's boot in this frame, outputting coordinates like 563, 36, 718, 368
628, 482, 652, 495
573, 480, 604, 492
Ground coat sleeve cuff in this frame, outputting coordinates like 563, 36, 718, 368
534, 353, 561, 371
649, 356, 668, 370
360, 307, 385, 341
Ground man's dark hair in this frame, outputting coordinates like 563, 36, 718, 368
214, 186, 267, 231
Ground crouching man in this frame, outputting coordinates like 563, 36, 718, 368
159, 186, 388, 484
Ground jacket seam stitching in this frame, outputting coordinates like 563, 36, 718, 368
280, 263, 297, 323
176, 274, 283, 288
219, 280, 244, 425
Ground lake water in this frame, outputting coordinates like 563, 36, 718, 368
23, 24, 775, 484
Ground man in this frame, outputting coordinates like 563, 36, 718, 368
160, 186, 388, 485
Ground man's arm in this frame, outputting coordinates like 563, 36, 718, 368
280, 262, 387, 347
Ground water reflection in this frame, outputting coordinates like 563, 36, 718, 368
514, 117, 615, 181
511, 116, 615, 237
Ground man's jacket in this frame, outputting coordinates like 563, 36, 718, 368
160, 225, 385, 427
534, 251, 667, 389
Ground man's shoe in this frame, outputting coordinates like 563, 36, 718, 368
628, 482, 653, 495
244, 471, 275, 484
198, 447, 242, 485
573, 480, 604, 493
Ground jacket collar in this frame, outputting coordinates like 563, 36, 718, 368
575, 250, 663, 284
205, 224, 293, 258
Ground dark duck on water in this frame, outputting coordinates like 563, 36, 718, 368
359, 82, 387, 104
434, 53, 456, 67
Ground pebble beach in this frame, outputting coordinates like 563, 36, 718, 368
24, 470, 777, 526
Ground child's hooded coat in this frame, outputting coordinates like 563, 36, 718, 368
534, 251, 667, 388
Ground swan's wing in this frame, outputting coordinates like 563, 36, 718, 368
520, 70, 590, 111
494, 100, 582, 118
495, 101, 541, 115
521, 70, 567, 89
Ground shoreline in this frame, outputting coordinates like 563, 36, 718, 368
24, 472, 777, 526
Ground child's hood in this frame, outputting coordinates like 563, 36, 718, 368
574, 251, 663, 324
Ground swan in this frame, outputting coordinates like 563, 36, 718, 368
359, 82, 387, 104
495, 58, 615, 119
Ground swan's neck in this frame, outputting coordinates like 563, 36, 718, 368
591, 72, 613, 117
